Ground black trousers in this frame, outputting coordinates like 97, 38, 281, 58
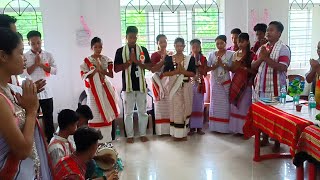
39, 98, 54, 143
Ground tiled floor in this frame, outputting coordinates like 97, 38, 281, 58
113, 131, 301, 180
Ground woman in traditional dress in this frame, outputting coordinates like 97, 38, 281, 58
163, 37, 196, 141
150, 34, 171, 135
229, 33, 255, 135
0, 28, 53, 179
207, 35, 234, 133
188, 39, 207, 135
80, 37, 120, 143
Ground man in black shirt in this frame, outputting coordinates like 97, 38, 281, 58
114, 26, 151, 143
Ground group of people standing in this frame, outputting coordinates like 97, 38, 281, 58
0, 10, 296, 179
81, 21, 290, 145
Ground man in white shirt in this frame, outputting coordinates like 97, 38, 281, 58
25, 30, 57, 143
48, 109, 79, 166
0, 14, 46, 92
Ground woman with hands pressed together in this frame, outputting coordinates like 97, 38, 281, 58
162, 37, 196, 141
207, 35, 234, 133
80, 37, 120, 143
150, 34, 172, 135
0, 28, 52, 179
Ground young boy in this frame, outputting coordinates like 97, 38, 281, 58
252, 23, 268, 53
25, 30, 57, 143
114, 26, 151, 143
54, 127, 118, 180
252, 21, 291, 152
76, 104, 94, 128
227, 28, 242, 51
48, 109, 79, 166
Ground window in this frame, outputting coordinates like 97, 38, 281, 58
1, 0, 44, 52
192, 0, 220, 54
288, 0, 320, 69
121, 0, 222, 78
120, 0, 222, 55
1, 0, 44, 83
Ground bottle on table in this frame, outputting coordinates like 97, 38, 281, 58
309, 92, 316, 116
280, 85, 287, 104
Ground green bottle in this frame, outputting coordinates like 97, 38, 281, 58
115, 125, 121, 141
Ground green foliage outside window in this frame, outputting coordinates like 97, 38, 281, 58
121, 9, 147, 47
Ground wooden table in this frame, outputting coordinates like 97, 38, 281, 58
294, 125, 320, 180
244, 102, 314, 162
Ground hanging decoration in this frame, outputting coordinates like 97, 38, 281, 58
262, 8, 270, 24
76, 16, 92, 47
249, 9, 258, 39
80, 16, 92, 37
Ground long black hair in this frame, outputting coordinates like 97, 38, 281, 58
174, 37, 185, 45
0, 14, 17, 29
156, 34, 166, 50
215, 35, 227, 43
238, 33, 252, 68
190, 39, 202, 55
91, 37, 102, 48
0, 27, 21, 55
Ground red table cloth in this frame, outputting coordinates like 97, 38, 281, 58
244, 102, 313, 156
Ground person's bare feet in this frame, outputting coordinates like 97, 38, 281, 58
126, 137, 134, 144
272, 141, 281, 153
173, 137, 188, 141
160, 134, 171, 137
188, 131, 195, 136
140, 136, 149, 142
197, 129, 205, 135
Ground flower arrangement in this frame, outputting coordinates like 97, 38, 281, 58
288, 77, 305, 97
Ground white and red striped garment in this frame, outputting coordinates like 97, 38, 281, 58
80, 56, 120, 143
152, 74, 171, 135
253, 40, 290, 100
207, 50, 234, 133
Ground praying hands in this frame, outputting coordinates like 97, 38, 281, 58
259, 46, 270, 60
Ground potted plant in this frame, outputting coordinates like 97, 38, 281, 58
288, 77, 305, 106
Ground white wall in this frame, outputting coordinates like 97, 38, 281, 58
224, 0, 303, 76
224, 0, 289, 45
224, 0, 248, 45
247, 0, 289, 44
40, 0, 121, 121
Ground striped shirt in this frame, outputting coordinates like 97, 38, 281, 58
55, 154, 86, 180
48, 134, 75, 167
253, 43, 290, 93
